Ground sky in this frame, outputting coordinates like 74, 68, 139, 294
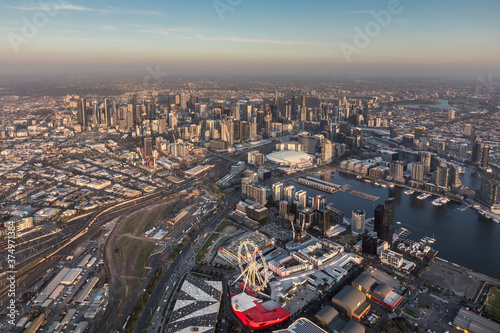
0, 0, 500, 78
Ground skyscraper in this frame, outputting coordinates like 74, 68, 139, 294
460, 143, 468, 159
284, 185, 296, 204
295, 190, 307, 210
247, 184, 267, 206
472, 139, 482, 163
435, 165, 450, 188
476, 177, 498, 206
143, 136, 153, 158
272, 183, 284, 202
411, 162, 425, 183
482, 146, 490, 168
103, 98, 111, 127
77, 98, 87, 128
179, 92, 187, 109
414, 127, 425, 140
390, 161, 404, 183
351, 210, 366, 235
449, 165, 461, 187
221, 119, 234, 147
362, 234, 378, 256
418, 151, 432, 174
312, 195, 326, 211
374, 198, 396, 245
321, 139, 334, 163
318, 209, 332, 235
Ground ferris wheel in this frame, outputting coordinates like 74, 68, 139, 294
234, 241, 269, 293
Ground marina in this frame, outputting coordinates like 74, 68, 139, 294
292, 170, 500, 280
417, 193, 432, 200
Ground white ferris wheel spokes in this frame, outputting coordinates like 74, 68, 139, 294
235, 240, 269, 293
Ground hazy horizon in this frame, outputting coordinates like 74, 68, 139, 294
1, 0, 500, 78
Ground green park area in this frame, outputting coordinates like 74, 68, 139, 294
486, 287, 500, 320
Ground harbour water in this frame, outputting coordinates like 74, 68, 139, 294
401, 99, 459, 110
291, 170, 500, 279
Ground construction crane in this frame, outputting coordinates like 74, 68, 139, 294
290, 216, 296, 240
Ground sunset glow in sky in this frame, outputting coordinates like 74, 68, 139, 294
1, 0, 499, 77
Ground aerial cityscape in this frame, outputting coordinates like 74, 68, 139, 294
1, 1, 500, 333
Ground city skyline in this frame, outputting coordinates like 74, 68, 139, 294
1, 0, 500, 77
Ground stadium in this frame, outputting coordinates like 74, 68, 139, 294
266, 150, 315, 168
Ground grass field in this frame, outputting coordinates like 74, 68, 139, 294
214, 219, 234, 232
117, 236, 155, 277
121, 214, 141, 235
486, 287, 500, 320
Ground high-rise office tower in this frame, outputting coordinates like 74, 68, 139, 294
264, 114, 272, 136
231, 105, 240, 121
146, 99, 155, 120
482, 146, 490, 168
180, 92, 187, 109
221, 119, 234, 147
472, 139, 482, 163
250, 122, 258, 141
233, 120, 241, 141
92, 104, 98, 126
351, 210, 366, 235
300, 106, 307, 122
256, 111, 265, 129
77, 98, 87, 128
169, 113, 178, 130
374, 198, 396, 245
134, 105, 143, 126
143, 136, 153, 158
240, 121, 250, 142
103, 98, 111, 127
291, 89, 298, 120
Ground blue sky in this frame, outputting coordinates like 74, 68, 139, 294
1, 0, 499, 77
